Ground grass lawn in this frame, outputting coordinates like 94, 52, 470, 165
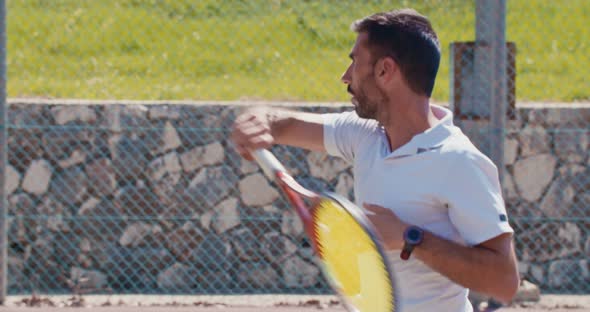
7, 0, 589, 102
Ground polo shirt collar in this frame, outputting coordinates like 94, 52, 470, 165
383, 105, 455, 159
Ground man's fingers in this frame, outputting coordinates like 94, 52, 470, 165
233, 143, 255, 161
240, 122, 270, 138
234, 112, 257, 124
241, 151, 254, 161
230, 110, 275, 160
233, 130, 273, 151
249, 132, 273, 145
232, 123, 273, 150
363, 203, 386, 211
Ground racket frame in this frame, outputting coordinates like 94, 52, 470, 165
251, 149, 398, 311
320, 191, 398, 312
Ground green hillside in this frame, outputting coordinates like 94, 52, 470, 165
7, 0, 589, 102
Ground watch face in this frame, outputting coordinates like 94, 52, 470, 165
405, 227, 423, 244
408, 229, 421, 241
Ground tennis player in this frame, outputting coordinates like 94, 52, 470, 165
231, 8, 519, 312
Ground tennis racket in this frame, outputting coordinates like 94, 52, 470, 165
251, 149, 398, 312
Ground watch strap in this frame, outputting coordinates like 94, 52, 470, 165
400, 226, 424, 261
400, 244, 413, 260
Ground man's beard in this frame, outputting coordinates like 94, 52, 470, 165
348, 84, 379, 120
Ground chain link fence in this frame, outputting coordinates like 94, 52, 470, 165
5, 103, 353, 296
3, 0, 589, 298
505, 0, 589, 295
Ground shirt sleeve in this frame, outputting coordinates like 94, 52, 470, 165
322, 111, 377, 163
441, 151, 514, 246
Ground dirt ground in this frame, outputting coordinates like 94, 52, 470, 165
0, 306, 589, 311
0, 294, 588, 311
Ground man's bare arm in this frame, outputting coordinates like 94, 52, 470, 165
266, 109, 325, 151
413, 232, 520, 303
364, 204, 520, 304
231, 108, 325, 159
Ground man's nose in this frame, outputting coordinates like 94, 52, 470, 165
341, 66, 352, 84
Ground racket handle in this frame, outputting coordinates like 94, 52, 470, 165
251, 149, 288, 178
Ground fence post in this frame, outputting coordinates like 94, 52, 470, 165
475, 0, 507, 183
0, 0, 7, 304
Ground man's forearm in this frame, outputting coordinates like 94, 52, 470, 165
265, 109, 326, 151
412, 232, 519, 303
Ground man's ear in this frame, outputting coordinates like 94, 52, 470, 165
374, 56, 397, 82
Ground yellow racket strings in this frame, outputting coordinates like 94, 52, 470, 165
313, 199, 396, 312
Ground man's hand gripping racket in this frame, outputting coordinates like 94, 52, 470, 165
251, 149, 398, 312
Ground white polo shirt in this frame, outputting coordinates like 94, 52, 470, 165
322, 105, 513, 312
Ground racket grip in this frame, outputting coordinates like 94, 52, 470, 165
251, 149, 288, 178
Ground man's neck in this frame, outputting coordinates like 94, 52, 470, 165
380, 97, 438, 153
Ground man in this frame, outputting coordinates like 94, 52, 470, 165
231, 9, 519, 312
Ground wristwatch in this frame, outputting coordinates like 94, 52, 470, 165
400, 226, 424, 260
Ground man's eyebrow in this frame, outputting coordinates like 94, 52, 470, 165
348, 52, 354, 59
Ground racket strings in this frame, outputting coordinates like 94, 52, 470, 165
313, 199, 396, 312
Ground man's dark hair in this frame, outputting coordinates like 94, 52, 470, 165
352, 9, 441, 97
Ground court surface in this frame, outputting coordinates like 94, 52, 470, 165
0, 294, 589, 312
0, 305, 589, 312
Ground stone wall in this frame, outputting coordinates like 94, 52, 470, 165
457, 103, 590, 291
507, 105, 589, 291
3, 100, 589, 294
